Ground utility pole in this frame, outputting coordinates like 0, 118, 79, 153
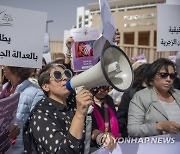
46, 20, 54, 33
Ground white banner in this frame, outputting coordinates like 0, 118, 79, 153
166, 0, 180, 5
43, 33, 51, 64
43, 33, 50, 54
0, 5, 47, 68
99, 0, 116, 45
92, 134, 180, 154
63, 30, 71, 55
157, 4, 180, 51
93, 0, 116, 59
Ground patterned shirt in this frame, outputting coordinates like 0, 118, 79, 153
23, 94, 85, 154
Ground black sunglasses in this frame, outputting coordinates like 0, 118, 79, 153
157, 72, 177, 80
51, 69, 72, 81
99, 86, 109, 92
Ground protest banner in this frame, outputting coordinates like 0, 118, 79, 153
99, 0, 116, 45
71, 27, 100, 72
0, 5, 47, 68
0, 93, 20, 153
93, 0, 117, 59
92, 134, 180, 154
157, 4, 180, 51
63, 30, 71, 55
43, 33, 51, 64
166, 0, 180, 5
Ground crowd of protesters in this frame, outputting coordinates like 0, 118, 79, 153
0, 29, 180, 154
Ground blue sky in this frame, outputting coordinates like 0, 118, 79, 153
0, 0, 99, 40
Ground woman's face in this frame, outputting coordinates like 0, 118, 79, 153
152, 65, 176, 93
45, 66, 71, 99
78, 43, 85, 52
95, 86, 109, 99
2, 66, 14, 80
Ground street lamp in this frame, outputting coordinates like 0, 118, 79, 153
46, 20, 54, 33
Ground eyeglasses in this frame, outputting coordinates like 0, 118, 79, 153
51, 69, 72, 81
157, 72, 177, 80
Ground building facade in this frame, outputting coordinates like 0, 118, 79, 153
76, 0, 177, 63
76, 7, 92, 28
50, 40, 64, 60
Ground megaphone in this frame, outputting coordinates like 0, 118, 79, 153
66, 45, 134, 92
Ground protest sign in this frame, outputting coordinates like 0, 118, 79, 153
166, 0, 180, 5
157, 4, 180, 51
99, 0, 116, 45
63, 30, 71, 55
0, 5, 47, 68
43, 33, 51, 64
93, 0, 116, 59
71, 27, 100, 72
0, 93, 20, 153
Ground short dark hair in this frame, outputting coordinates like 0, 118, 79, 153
38, 62, 66, 96
78, 42, 86, 46
8, 66, 34, 81
133, 63, 151, 88
146, 58, 176, 86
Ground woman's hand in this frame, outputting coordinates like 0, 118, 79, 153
113, 29, 120, 45
96, 132, 117, 151
75, 89, 93, 116
103, 133, 116, 151
8, 124, 20, 139
66, 36, 74, 51
156, 121, 180, 134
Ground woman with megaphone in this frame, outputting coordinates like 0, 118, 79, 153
23, 63, 93, 154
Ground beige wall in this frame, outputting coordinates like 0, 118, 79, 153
49, 6, 177, 63
50, 40, 64, 60
91, 6, 177, 63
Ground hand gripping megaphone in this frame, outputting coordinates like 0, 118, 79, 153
66, 45, 134, 92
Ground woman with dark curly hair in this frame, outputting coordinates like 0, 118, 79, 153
0, 66, 44, 153
128, 58, 180, 137
117, 63, 151, 137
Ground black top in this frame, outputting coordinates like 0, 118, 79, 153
117, 85, 145, 137
23, 93, 85, 154
173, 77, 180, 90
90, 95, 117, 149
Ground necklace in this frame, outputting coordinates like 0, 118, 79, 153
154, 88, 173, 103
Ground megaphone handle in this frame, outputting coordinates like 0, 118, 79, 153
75, 86, 84, 94
75, 86, 94, 114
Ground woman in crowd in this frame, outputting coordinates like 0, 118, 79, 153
23, 63, 93, 154
0, 66, 44, 153
173, 51, 180, 90
29, 57, 47, 85
90, 86, 119, 152
128, 58, 180, 137
117, 63, 150, 137
108, 87, 123, 107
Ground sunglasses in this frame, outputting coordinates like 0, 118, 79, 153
99, 86, 109, 92
51, 69, 72, 81
157, 72, 177, 80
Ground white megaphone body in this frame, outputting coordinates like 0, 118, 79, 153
66, 45, 134, 93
